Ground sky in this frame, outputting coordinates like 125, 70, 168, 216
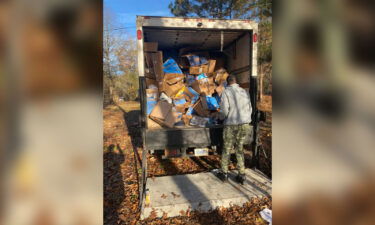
104, 0, 174, 35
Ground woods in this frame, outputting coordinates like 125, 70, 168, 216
104, 10, 138, 105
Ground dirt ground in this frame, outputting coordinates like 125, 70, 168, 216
104, 101, 272, 225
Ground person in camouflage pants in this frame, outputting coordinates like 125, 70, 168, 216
221, 124, 251, 175
218, 75, 252, 184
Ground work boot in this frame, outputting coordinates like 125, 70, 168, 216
236, 173, 246, 185
218, 172, 228, 182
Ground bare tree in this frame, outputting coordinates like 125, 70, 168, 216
103, 8, 138, 105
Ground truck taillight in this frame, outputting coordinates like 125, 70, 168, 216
137, 30, 142, 40
253, 33, 258, 42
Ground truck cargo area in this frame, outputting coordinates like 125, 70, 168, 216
138, 16, 258, 153
143, 27, 253, 94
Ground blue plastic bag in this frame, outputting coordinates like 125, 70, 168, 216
196, 73, 208, 80
163, 58, 183, 74
205, 96, 220, 110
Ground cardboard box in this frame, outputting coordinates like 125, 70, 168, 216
149, 101, 173, 122
208, 60, 216, 73
162, 73, 185, 97
144, 42, 158, 52
147, 118, 162, 129
189, 60, 216, 74
145, 51, 164, 81
164, 110, 182, 128
192, 99, 211, 117
191, 77, 216, 96
189, 64, 209, 74
149, 101, 182, 128
214, 68, 229, 84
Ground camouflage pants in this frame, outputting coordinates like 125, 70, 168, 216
221, 124, 250, 174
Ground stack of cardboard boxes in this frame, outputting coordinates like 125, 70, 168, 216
144, 42, 229, 129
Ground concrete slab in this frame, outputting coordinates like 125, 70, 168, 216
141, 169, 271, 219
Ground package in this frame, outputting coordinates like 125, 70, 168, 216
144, 42, 158, 52
149, 101, 182, 128
189, 115, 209, 127
164, 109, 183, 128
189, 60, 216, 74
173, 97, 188, 113
186, 74, 195, 86
207, 60, 216, 73
163, 58, 183, 74
147, 118, 162, 129
149, 101, 173, 124
184, 87, 200, 105
214, 68, 229, 84
189, 64, 209, 74
192, 99, 211, 117
192, 75, 216, 96
162, 73, 185, 97
145, 51, 164, 81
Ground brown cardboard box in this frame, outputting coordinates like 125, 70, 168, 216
189, 64, 208, 74
147, 118, 162, 129
191, 77, 216, 96
214, 68, 229, 84
149, 101, 182, 128
144, 42, 158, 52
146, 78, 158, 88
189, 60, 216, 74
208, 60, 216, 73
149, 101, 173, 122
207, 77, 216, 95
153, 51, 164, 81
191, 79, 208, 95
162, 73, 185, 97
164, 110, 182, 128
193, 99, 211, 117
145, 51, 164, 81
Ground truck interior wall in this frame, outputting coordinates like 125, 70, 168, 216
225, 33, 251, 91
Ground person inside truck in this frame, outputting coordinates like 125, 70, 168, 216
218, 75, 252, 185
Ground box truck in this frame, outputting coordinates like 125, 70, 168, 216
137, 15, 258, 154
136, 15, 259, 207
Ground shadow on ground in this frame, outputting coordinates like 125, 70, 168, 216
103, 144, 125, 224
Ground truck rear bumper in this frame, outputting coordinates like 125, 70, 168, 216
143, 126, 253, 150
